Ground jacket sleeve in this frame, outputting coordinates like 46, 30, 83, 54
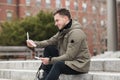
50, 29, 87, 64
34, 32, 59, 48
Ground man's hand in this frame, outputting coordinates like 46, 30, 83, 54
26, 40, 36, 47
40, 57, 50, 65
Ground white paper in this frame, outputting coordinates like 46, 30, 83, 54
27, 32, 29, 40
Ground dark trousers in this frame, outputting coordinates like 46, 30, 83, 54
41, 45, 84, 80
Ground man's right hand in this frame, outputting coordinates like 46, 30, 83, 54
26, 40, 37, 48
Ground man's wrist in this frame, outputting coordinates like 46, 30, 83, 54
49, 56, 52, 62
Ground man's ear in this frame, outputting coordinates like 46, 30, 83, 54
63, 16, 69, 22
64, 16, 68, 20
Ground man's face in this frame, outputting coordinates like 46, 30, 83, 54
54, 13, 67, 30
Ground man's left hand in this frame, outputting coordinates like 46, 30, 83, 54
40, 57, 50, 65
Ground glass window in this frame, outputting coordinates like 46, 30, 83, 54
99, 1, 106, 15
74, 0, 78, 10
46, 0, 51, 8
100, 20, 105, 27
92, 19, 97, 25
7, 0, 12, 4
56, 0, 61, 8
6, 11, 12, 21
100, 7, 106, 15
82, 2, 87, 12
65, 0, 70, 9
82, 17, 87, 24
74, 17, 78, 21
36, 0, 41, 7
26, 0, 31, 6
25, 11, 31, 16
92, 5, 97, 13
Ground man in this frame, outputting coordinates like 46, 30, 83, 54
27, 8, 91, 80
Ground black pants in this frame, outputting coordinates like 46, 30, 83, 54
41, 45, 85, 80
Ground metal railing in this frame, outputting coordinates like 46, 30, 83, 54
0, 46, 44, 60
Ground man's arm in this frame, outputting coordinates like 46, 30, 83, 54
26, 32, 59, 48
34, 32, 59, 48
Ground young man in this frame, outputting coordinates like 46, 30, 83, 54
27, 8, 91, 80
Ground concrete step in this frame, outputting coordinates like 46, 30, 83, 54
92, 51, 120, 58
0, 69, 120, 80
0, 69, 36, 80
0, 79, 12, 80
0, 58, 120, 80
0, 59, 120, 72
0, 60, 42, 70
60, 72, 120, 80
90, 58, 120, 72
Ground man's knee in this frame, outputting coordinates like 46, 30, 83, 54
44, 45, 54, 51
44, 45, 59, 57
53, 61, 65, 68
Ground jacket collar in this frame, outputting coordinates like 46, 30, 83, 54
59, 19, 72, 32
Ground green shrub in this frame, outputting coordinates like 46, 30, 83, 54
0, 11, 57, 46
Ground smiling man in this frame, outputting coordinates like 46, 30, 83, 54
27, 8, 91, 80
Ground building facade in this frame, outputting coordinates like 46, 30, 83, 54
117, 0, 120, 51
0, 0, 109, 55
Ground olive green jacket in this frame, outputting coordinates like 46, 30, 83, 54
34, 20, 91, 72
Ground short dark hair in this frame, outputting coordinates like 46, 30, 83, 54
53, 8, 71, 20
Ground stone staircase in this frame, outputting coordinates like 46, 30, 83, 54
0, 58, 120, 80
60, 58, 120, 80
0, 60, 41, 80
